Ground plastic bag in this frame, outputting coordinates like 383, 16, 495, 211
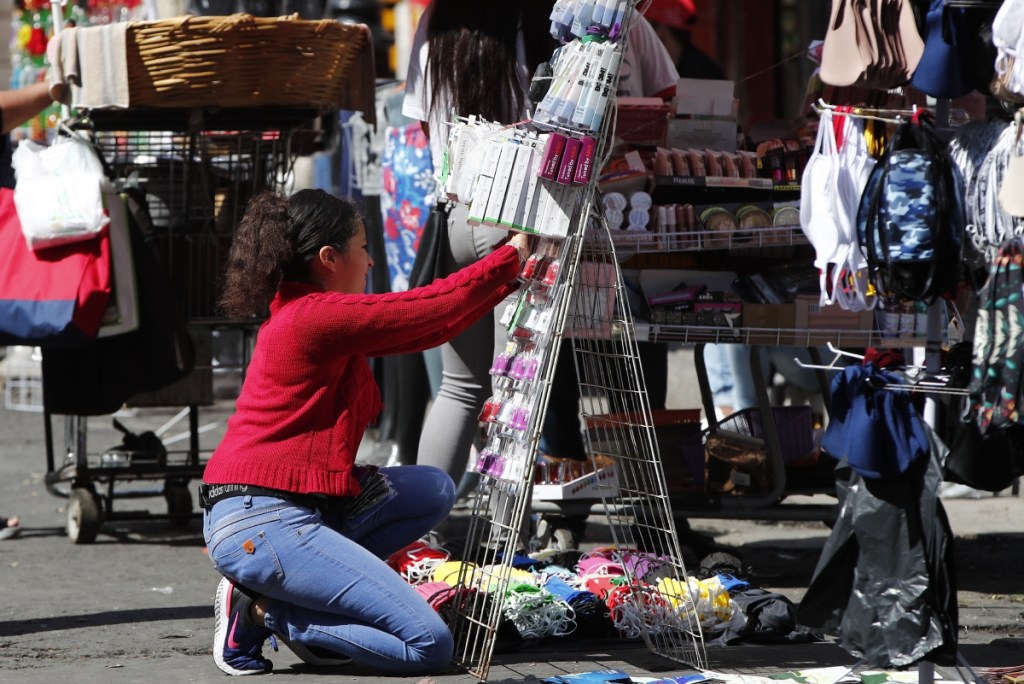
12, 134, 110, 251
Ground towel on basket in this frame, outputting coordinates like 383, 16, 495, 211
49, 25, 130, 109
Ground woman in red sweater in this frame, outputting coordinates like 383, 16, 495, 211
201, 189, 528, 676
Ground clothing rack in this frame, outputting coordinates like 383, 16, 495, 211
943, 0, 1003, 7
814, 98, 923, 125
793, 343, 969, 396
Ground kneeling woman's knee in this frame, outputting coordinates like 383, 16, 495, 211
421, 465, 456, 510
421, 627, 455, 673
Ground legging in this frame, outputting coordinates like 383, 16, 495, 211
416, 205, 507, 482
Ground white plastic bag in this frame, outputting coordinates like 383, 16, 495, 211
12, 134, 110, 251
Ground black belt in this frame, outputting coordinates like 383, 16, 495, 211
198, 483, 329, 511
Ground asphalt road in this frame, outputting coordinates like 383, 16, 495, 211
1, 397, 1023, 683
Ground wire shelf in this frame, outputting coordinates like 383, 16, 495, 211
566, 215, 708, 667
447, 5, 706, 676
602, 224, 809, 255
449, 215, 709, 678
637, 323, 957, 349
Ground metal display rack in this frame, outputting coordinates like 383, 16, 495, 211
447, 3, 707, 679
40, 108, 318, 543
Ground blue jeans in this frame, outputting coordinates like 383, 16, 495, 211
202, 465, 456, 675
704, 344, 737, 409
724, 345, 827, 412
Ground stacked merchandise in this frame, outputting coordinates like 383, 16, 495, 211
386, 540, 809, 647
599, 83, 805, 253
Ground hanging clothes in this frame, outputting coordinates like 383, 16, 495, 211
797, 423, 958, 668
380, 120, 434, 294
821, 362, 930, 480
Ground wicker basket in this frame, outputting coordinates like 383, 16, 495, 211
125, 13, 369, 110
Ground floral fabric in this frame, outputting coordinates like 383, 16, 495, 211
380, 122, 435, 292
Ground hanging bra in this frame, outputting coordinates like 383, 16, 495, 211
830, 112, 878, 312
800, 109, 846, 302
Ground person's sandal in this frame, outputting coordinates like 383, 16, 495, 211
0, 516, 22, 540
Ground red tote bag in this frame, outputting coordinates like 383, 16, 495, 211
0, 187, 112, 346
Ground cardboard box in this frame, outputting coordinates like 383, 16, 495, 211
666, 118, 738, 152
532, 466, 620, 501
695, 305, 741, 327
674, 78, 737, 117
742, 303, 798, 344
615, 97, 671, 146
794, 295, 874, 343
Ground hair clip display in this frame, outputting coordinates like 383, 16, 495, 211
474, 431, 537, 489
541, 259, 561, 288
490, 348, 516, 378
508, 404, 531, 432
520, 252, 548, 281
476, 447, 505, 479
508, 351, 542, 383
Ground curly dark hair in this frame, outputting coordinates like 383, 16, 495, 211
426, 0, 557, 124
218, 189, 361, 318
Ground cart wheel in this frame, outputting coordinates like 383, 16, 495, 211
67, 487, 103, 544
165, 483, 193, 528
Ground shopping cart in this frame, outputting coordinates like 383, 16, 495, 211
40, 109, 320, 543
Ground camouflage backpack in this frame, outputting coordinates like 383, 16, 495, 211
857, 112, 966, 302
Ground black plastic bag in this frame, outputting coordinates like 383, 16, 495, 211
945, 420, 1024, 492
798, 423, 958, 668
408, 202, 451, 289
705, 587, 817, 646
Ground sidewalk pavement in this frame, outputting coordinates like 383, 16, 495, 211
1, 372, 1023, 682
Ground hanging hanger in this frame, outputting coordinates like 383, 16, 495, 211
943, 0, 1002, 7
792, 343, 969, 396
880, 383, 969, 397
873, 369, 969, 396
792, 342, 932, 371
791, 342, 863, 372
826, 341, 864, 360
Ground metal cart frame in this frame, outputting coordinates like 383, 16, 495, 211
40, 108, 328, 543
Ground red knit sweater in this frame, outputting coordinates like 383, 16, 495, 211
203, 245, 521, 496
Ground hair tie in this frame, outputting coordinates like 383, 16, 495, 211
606, 583, 674, 639
503, 583, 576, 639
387, 540, 450, 585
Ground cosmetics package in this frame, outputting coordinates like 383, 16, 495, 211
571, 43, 608, 128
483, 139, 520, 225
556, 137, 582, 185
467, 137, 504, 224
572, 136, 597, 185
501, 136, 544, 231
539, 132, 568, 180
